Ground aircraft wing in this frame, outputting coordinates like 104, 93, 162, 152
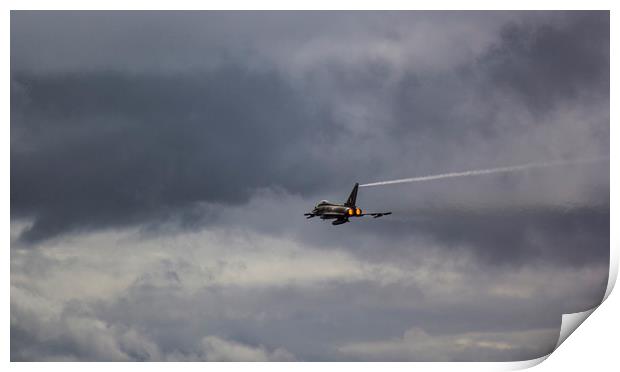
360, 212, 392, 218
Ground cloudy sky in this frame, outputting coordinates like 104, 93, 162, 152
10, 11, 609, 361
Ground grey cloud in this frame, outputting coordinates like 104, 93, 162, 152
10, 252, 603, 361
350, 205, 610, 268
153, 185, 609, 269
10, 11, 516, 75
10, 223, 609, 361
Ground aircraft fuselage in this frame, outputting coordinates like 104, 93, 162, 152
304, 183, 391, 225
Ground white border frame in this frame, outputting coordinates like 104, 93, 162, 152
3, 3, 617, 371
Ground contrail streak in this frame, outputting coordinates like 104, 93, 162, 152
359, 157, 609, 188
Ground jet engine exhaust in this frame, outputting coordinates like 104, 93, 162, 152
359, 157, 608, 188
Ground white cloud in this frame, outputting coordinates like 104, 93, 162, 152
338, 327, 559, 361
198, 336, 295, 362
11, 285, 162, 361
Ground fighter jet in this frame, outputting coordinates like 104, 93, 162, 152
304, 183, 392, 225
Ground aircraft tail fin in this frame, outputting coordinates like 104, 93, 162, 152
345, 183, 359, 207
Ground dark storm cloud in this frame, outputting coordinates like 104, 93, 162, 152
11, 69, 359, 241
481, 12, 609, 112
11, 11, 609, 244
389, 12, 609, 146
356, 205, 609, 268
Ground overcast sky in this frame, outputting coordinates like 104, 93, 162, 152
11, 11, 609, 361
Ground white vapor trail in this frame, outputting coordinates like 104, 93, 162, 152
359, 157, 609, 188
